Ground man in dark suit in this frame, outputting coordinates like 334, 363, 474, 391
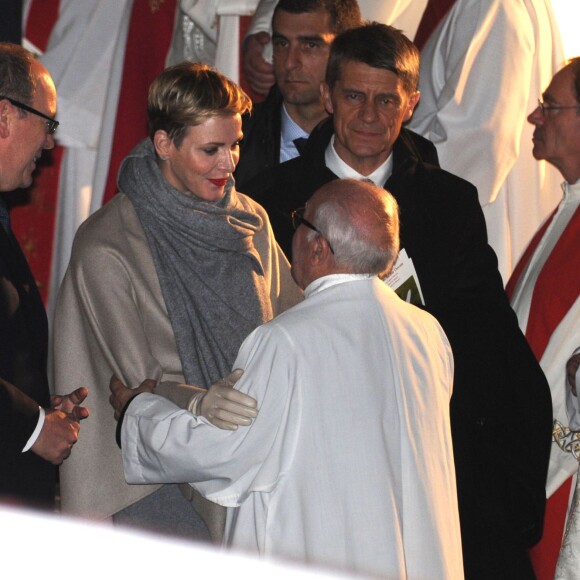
0, 42, 88, 510
248, 23, 552, 579
234, 0, 362, 192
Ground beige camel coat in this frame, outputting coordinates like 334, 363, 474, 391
53, 192, 301, 528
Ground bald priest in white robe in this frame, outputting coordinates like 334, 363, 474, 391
111, 179, 464, 579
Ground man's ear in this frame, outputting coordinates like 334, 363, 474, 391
404, 90, 420, 122
153, 130, 172, 160
321, 83, 334, 115
311, 233, 333, 264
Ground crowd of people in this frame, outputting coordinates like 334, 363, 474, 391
1, 1, 579, 579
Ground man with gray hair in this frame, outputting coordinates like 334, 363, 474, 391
112, 178, 463, 578
506, 57, 580, 579
249, 22, 552, 578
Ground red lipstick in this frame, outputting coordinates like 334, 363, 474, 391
209, 178, 228, 187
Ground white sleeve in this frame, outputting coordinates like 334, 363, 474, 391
122, 323, 299, 507
179, 0, 219, 40
245, 0, 277, 37
22, 408, 44, 452
409, 0, 534, 206
363, 0, 428, 39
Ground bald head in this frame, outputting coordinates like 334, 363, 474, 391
291, 179, 399, 288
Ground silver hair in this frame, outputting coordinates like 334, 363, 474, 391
308, 185, 399, 275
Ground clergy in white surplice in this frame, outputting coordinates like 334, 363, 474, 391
506, 58, 580, 580
114, 179, 463, 578
409, 0, 565, 283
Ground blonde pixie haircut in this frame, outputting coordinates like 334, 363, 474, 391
147, 62, 252, 148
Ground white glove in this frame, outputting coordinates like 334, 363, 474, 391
188, 369, 258, 430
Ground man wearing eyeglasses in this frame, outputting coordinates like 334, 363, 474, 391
506, 57, 580, 580
112, 179, 463, 578
0, 42, 88, 510
247, 22, 552, 579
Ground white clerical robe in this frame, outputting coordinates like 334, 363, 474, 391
509, 181, 580, 578
122, 275, 463, 578
409, 0, 565, 283
510, 181, 580, 499
25, 0, 134, 326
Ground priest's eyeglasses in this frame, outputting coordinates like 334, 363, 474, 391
291, 207, 334, 254
0, 95, 59, 134
537, 98, 580, 116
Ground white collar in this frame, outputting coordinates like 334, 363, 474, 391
324, 135, 393, 185
563, 179, 580, 205
304, 273, 374, 299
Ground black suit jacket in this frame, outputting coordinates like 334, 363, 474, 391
0, 222, 55, 508
248, 119, 551, 578
234, 85, 284, 194
235, 88, 440, 196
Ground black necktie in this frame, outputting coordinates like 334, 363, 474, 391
293, 137, 307, 156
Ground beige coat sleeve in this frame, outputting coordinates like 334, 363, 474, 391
53, 194, 182, 517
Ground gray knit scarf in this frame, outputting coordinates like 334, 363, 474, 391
119, 139, 272, 388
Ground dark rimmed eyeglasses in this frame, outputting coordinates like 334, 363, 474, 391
0, 95, 59, 134
537, 98, 580, 116
291, 207, 334, 254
